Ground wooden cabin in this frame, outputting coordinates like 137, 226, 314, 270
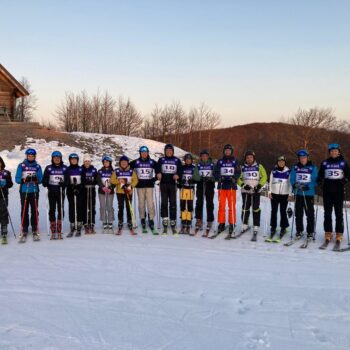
0, 64, 29, 121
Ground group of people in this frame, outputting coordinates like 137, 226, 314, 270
0, 143, 348, 249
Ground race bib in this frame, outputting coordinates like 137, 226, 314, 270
22, 170, 36, 179
325, 169, 344, 180
120, 176, 132, 185
296, 173, 311, 184
220, 167, 235, 176
161, 164, 177, 174
49, 174, 64, 186
182, 174, 193, 182
136, 168, 153, 180
243, 171, 259, 181
199, 169, 213, 178
101, 177, 111, 186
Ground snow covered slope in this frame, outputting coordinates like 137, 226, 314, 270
0, 134, 350, 350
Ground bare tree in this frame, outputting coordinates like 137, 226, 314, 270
14, 77, 38, 121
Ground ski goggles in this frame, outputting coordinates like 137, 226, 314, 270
277, 155, 286, 161
328, 143, 340, 151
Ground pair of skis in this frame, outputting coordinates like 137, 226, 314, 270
319, 240, 350, 252
209, 225, 255, 241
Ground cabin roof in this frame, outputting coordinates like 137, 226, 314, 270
0, 64, 30, 97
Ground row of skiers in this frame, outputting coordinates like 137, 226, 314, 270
0, 142, 348, 250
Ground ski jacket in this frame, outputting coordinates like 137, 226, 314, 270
66, 165, 85, 195
290, 161, 318, 196
215, 156, 241, 190
0, 169, 13, 197
130, 157, 157, 188
82, 165, 98, 188
42, 162, 69, 192
97, 166, 115, 195
156, 156, 183, 185
179, 164, 195, 189
15, 159, 43, 193
238, 162, 267, 193
111, 165, 138, 194
193, 158, 216, 184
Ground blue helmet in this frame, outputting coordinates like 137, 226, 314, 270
139, 146, 149, 153
102, 155, 113, 163
51, 151, 62, 158
69, 153, 79, 160
297, 149, 309, 157
25, 148, 36, 156
328, 143, 340, 151
119, 155, 129, 163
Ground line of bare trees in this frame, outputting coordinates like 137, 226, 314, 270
55, 91, 222, 150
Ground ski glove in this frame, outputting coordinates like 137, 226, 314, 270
124, 185, 132, 194
102, 187, 111, 194
243, 184, 252, 191
0, 179, 6, 187
254, 184, 262, 193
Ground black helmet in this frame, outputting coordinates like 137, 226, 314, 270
223, 144, 234, 154
200, 149, 209, 157
184, 153, 193, 161
244, 150, 256, 158
164, 144, 174, 153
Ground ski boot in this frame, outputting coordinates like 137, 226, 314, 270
141, 218, 147, 233
67, 223, 75, 238
333, 233, 342, 251
128, 221, 137, 235
19, 230, 28, 243
162, 218, 168, 236
1, 225, 8, 245
116, 221, 123, 235
180, 220, 187, 234
33, 229, 40, 242
170, 220, 178, 235
56, 220, 63, 240
50, 221, 57, 240
225, 224, 235, 240
265, 227, 276, 242
202, 222, 212, 238
217, 223, 225, 233
84, 224, 91, 234
103, 222, 108, 232
195, 219, 203, 234
251, 226, 259, 241
295, 231, 304, 240
75, 222, 82, 237
186, 221, 192, 235
149, 219, 158, 235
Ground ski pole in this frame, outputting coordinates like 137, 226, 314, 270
157, 182, 161, 230
313, 194, 319, 241
241, 190, 249, 226
133, 187, 138, 229
34, 188, 40, 234
46, 189, 50, 236
126, 192, 137, 228
290, 194, 296, 240
73, 178, 78, 230
344, 189, 350, 245
60, 185, 64, 225
21, 184, 30, 236
104, 180, 109, 228
86, 186, 89, 228
0, 187, 16, 238
90, 186, 93, 228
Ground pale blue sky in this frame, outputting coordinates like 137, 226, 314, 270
1, 0, 350, 125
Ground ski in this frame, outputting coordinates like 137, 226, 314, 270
33, 234, 40, 242
151, 229, 159, 235
18, 234, 27, 243
142, 228, 148, 234
251, 231, 258, 242
208, 230, 224, 239
332, 241, 341, 252
115, 228, 122, 235
265, 234, 275, 243
284, 234, 304, 247
300, 237, 312, 249
338, 246, 350, 252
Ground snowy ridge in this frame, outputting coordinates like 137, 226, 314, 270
0, 134, 349, 350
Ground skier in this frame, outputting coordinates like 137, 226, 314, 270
156, 144, 183, 235
0, 156, 13, 244
267, 155, 292, 242
42, 151, 68, 240
97, 155, 115, 232
111, 156, 138, 235
192, 149, 216, 237
178, 153, 195, 235
237, 150, 267, 241
318, 143, 350, 250
289, 149, 318, 242
82, 154, 97, 234
130, 146, 157, 234
214, 144, 241, 239
66, 153, 85, 237
15, 148, 43, 242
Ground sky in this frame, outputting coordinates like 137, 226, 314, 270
1, 0, 350, 126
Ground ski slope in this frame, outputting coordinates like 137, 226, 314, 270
0, 135, 350, 350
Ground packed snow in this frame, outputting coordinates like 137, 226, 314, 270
0, 134, 349, 350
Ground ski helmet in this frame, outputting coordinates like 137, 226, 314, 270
51, 151, 62, 158
164, 144, 174, 153
119, 155, 129, 163
277, 155, 286, 162
296, 149, 309, 157
139, 146, 149, 153
200, 149, 209, 157
25, 148, 36, 156
102, 155, 113, 163
69, 153, 79, 160
223, 144, 234, 154
244, 150, 256, 158
328, 143, 340, 152
184, 153, 193, 161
